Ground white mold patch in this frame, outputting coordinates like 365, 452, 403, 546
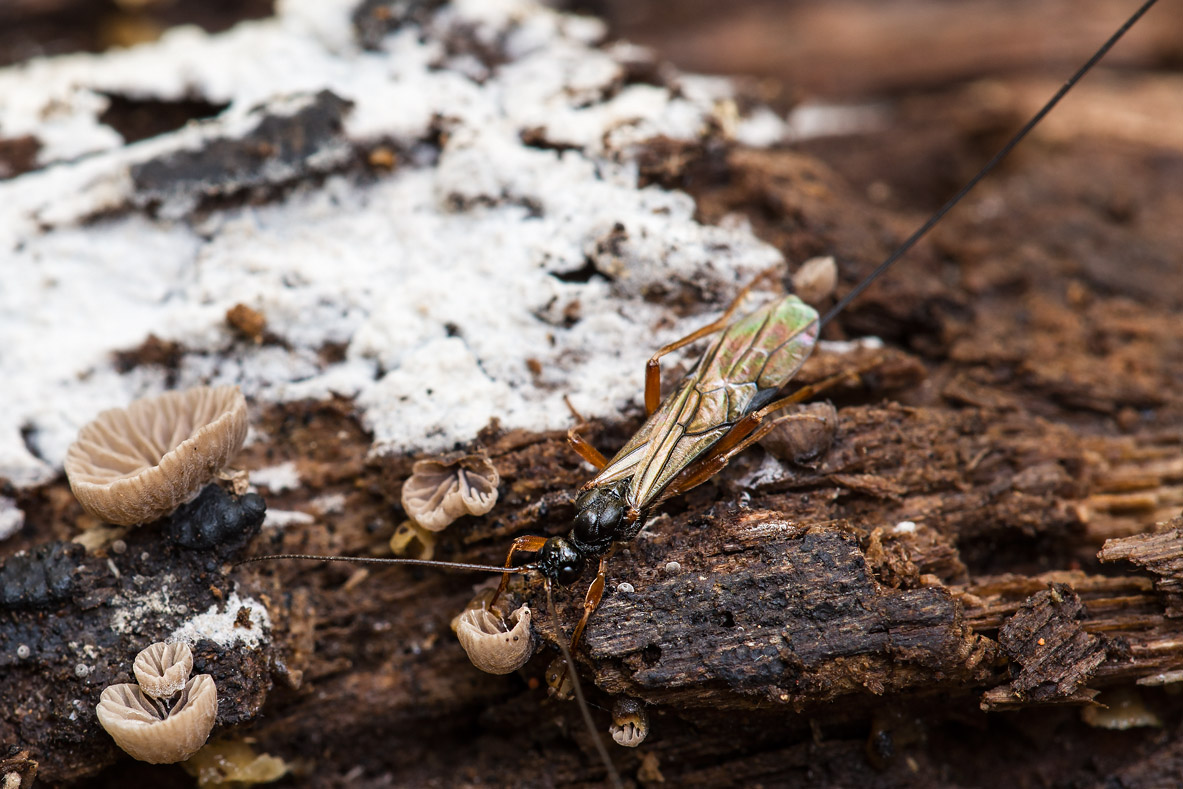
168, 591, 271, 649
263, 509, 317, 529
0, 0, 796, 488
0, 497, 25, 541
251, 462, 302, 493
109, 574, 183, 636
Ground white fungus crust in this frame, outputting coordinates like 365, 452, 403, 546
0, 0, 792, 488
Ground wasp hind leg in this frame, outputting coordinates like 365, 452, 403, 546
643, 270, 782, 414
564, 395, 609, 470
655, 367, 861, 503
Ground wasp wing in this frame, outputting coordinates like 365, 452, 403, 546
622, 295, 819, 508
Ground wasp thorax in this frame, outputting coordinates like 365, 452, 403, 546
572, 482, 627, 547
538, 536, 586, 585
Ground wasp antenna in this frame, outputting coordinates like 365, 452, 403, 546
545, 581, 622, 789
819, 0, 1160, 330
234, 553, 535, 575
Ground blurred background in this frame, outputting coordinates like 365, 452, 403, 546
2, 0, 1180, 209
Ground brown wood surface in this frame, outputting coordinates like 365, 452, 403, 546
2, 2, 1183, 788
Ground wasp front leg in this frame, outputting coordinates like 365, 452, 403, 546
490, 534, 549, 611
548, 555, 609, 699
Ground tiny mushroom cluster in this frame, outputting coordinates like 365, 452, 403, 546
65, 386, 248, 526
400, 453, 499, 531
609, 698, 650, 748
60, 384, 522, 748
96, 642, 218, 764
391, 452, 500, 565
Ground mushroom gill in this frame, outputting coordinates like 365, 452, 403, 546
401, 453, 500, 532
65, 386, 248, 525
133, 641, 194, 700
96, 674, 218, 764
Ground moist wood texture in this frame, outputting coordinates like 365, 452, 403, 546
2, 2, 1183, 788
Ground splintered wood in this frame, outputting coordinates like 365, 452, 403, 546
1099, 516, 1183, 616
980, 583, 1106, 710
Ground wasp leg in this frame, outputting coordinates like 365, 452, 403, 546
491, 534, 549, 610
644, 270, 782, 415
569, 556, 608, 653
564, 395, 609, 470
655, 367, 860, 503
551, 556, 609, 693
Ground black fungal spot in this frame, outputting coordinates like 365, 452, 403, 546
550, 257, 603, 284
352, 0, 447, 50
99, 93, 229, 145
160, 484, 266, 554
0, 542, 83, 610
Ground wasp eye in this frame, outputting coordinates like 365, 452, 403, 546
540, 537, 586, 586
556, 557, 585, 586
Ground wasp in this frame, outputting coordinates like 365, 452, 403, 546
239, 1, 1159, 783
487, 272, 853, 657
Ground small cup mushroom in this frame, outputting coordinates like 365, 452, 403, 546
453, 600, 533, 675
65, 386, 249, 526
609, 698, 650, 748
133, 641, 194, 699
545, 655, 574, 701
401, 453, 499, 531
388, 520, 438, 561
96, 641, 218, 764
97, 675, 218, 764
758, 401, 838, 465
791, 255, 838, 305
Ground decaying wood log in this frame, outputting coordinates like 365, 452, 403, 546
2, 2, 1183, 788
1099, 517, 1183, 616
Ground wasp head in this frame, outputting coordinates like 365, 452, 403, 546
538, 536, 586, 586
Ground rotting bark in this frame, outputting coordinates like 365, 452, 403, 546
2, 4, 1183, 789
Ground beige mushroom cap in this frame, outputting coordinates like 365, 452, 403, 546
401, 454, 500, 532
133, 642, 194, 700
455, 604, 533, 675
65, 386, 248, 525
96, 674, 218, 764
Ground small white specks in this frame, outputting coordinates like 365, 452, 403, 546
251, 461, 302, 493
892, 521, 917, 534
16, 644, 30, 659
663, 561, 681, 574
818, 336, 885, 354
616, 582, 634, 594
264, 509, 317, 529
0, 496, 24, 541
310, 493, 346, 515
